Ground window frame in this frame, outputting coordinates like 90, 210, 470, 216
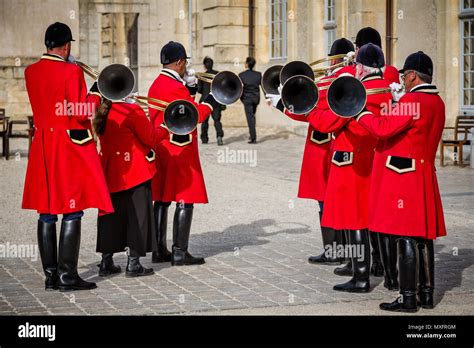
324, 0, 337, 55
460, 1, 474, 113
269, 0, 287, 61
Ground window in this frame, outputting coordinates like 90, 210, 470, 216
101, 13, 139, 92
324, 0, 337, 55
269, 0, 287, 60
460, 2, 474, 111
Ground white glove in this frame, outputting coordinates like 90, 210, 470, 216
390, 82, 405, 102
67, 54, 76, 63
124, 92, 138, 104
277, 84, 283, 95
265, 93, 281, 108
344, 51, 355, 63
184, 68, 197, 87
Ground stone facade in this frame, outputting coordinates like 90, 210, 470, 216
0, 0, 464, 131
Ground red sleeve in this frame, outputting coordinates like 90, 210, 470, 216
306, 107, 351, 133
129, 106, 168, 148
65, 66, 101, 123
356, 112, 414, 140
284, 109, 308, 123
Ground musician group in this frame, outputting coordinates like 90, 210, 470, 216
23, 22, 446, 313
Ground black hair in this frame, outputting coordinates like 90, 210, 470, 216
203, 56, 213, 70
246, 57, 256, 70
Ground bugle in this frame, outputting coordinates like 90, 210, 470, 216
195, 71, 243, 105
75, 61, 135, 101
327, 75, 391, 118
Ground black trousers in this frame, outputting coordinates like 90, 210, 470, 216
96, 180, 157, 257
201, 107, 223, 141
243, 101, 258, 141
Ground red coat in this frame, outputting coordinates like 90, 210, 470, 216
307, 75, 392, 230
357, 84, 446, 239
384, 65, 400, 85
283, 66, 356, 202
23, 54, 113, 215
148, 70, 212, 203
97, 102, 168, 193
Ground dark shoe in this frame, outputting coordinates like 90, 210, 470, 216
98, 253, 121, 277
125, 257, 154, 277
37, 220, 59, 290
334, 261, 353, 276
152, 202, 172, 263
371, 262, 384, 277
378, 232, 399, 290
248, 140, 257, 144
418, 239, 435, 309
217, 136, 224, 146
57, 219, 97, 291
201, 138, 209, 144
309, 213, 343, 265
333, 229, 370, 293
418, 290, 434, 309
171, 205, 205, 266
380, 295, 419, 313
308, 254, 341, 264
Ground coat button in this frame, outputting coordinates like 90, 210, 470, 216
421, 159, 425, 164
50, 128, 53, 132
116, 151, 120, 155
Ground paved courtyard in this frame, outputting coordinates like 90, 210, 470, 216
0, 127, 473, 315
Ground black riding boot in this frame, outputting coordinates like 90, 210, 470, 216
309, 211, 343, 264
334, 230, 353, 276
418, 239, 434, 309
370, 232, 384, 277
378, 233, 399, 291
58, 219, 97, 291
152, 202, 172, 263
98, 253, 121, 277
171, 205, 205, 266
333, 229, 370, 293
126, 255, 154, 277
37, 220, 58, 290
380, 237, 419, 313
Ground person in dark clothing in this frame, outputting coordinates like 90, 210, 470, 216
239, 57, 262, 144
198, 56, 224, 145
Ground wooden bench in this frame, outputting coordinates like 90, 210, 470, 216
8, 116, 35, 158
440, 115, 474, 167
0, 109, 10, 160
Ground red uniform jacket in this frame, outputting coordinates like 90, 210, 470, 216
357, 84, 446, 239
307, 75, 392, 230
148, 70, 212, 203
384, 65, 400, 85
23, 54, 113, 215
98, 102, 168, 193
283, 65, 356, 202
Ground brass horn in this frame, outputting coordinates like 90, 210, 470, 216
327, 75, 391, 118
280, 61, 315, 85
133, 96, 198, 135
281, 75, 319, 115
261, 65, 283, 95
195, 71, 243, 105
75, 61, 135, 101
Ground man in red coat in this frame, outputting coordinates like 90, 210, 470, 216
354, 27, 400, 277
95, 101, 168, 277
23, 23, 113, 291
148, 41, 218, 266
356, 52, 446, 312
272, 38, 355, 266
306, 44, 392, 292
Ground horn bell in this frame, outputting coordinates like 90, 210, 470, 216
327, 75, 366, 118
281, 75, 319, 115
211, 71, 243, 105
98, 64, 136, 101
280, 61, 315, 85
164, 100, 199, 135
262, 65, 283, 94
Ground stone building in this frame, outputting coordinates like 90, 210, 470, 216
0, 0, 468, 132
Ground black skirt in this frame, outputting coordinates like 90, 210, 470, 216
96, 180, 157, 256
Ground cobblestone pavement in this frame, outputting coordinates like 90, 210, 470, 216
0, 128, 473, 315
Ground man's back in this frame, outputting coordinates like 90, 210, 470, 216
239, 69, 262, 103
